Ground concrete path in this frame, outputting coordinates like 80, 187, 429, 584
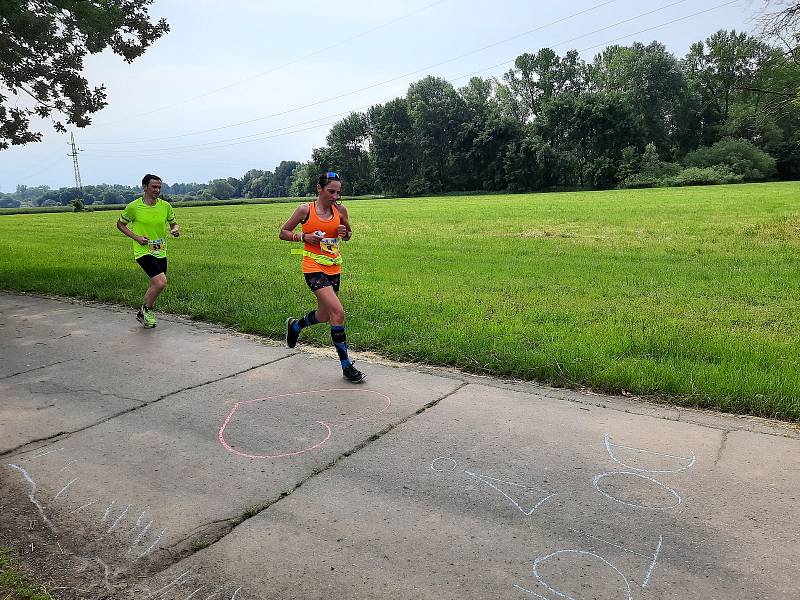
1, 292, 798, 600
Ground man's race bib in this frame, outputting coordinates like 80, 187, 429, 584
320, 237, 339, 255
148, 238, 165, 253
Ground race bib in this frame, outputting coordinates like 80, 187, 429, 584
320, 237, 339, 255
148, 238, 165, 253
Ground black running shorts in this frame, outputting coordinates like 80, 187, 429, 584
136, 255, 168, 278
304, 272, 340, 293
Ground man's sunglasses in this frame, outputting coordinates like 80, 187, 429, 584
324, 171, 340, 180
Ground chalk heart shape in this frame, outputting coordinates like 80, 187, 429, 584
218, 388, 391, 459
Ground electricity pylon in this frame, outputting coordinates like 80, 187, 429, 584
68, 132, 84, 208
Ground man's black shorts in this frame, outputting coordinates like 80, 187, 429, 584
136, 255, 168, 278
304, 272, 340, 293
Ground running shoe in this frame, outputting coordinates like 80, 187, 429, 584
136, 309, 145, 326
342, 363, 366, 383
142, 306, 157, 328
285, 317, 299, 348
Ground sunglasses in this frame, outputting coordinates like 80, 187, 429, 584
324, 171, 340, 180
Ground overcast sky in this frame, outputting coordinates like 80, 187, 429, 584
0, 0, 765, 192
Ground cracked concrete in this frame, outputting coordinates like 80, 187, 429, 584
713, 429, 730, 468
1, 292, 799, 600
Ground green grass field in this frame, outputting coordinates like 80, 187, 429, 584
2, 182, 799, 420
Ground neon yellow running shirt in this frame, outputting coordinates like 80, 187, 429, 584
119, 197, 176, 259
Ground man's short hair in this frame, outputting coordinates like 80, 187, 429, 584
142, 174, 162, 187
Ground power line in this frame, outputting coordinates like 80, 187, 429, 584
80, 0, 739, 161
81, 0, 738, 163
449, 0, 740, 83
88, 0, 449, 129
82, 106, 370, 154
84, 0, 629, 145
81, 121, 337, 159
8, 155, 66, 184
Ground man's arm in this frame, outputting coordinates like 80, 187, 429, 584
117, 219, 147, 245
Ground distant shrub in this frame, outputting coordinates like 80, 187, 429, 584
0, 197, 21, 208
664, 166, 743, 187
619, 142, 681, 188
619, 173, 661, 189
684, 138, 777, 180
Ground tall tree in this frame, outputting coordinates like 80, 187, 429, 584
683, 30, 771, 130
758, 1, 800, 42
591, 42, 687, 154
536, 91, 645, 187
0, 0, 169, 149
454, 77, 522, 190
406, 76, 468, 193
316, 113, 373, 195
274, 160, 301, 196
368, 98, 418, 196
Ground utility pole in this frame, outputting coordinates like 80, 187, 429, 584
67, 132, 84, 210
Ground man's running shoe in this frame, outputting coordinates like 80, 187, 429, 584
285, 317, 299, 348
142, 306, 157, 328
342, 363, 366, 383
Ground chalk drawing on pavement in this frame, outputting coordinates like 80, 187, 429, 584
591, 433, 695, 510
430, 457, 457, 472
218, 388, 391, 460
568, 530, 664, 588
145, 569, 244, 600
533, 550, 634, 600
430, 457, 558, 517
604, 433, 696, 473
592, 471, 683, 510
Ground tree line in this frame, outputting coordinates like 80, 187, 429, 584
307, 29, 799, 196
3, 27, 798, 209
0, 160, 305, 208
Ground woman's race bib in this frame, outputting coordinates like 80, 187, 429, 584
148, 238, 165, 253
320, 237, 339, 255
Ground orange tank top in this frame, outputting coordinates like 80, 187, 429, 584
301, 201, 341, 275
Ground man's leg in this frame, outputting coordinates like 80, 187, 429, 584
143, 273, 167, 308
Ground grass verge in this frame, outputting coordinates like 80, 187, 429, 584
0, 548, 53, 600
1, 182, 799, 420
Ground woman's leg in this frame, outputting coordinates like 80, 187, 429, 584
312, 285, 344, 325
314, 286, 365, 382
286, 273, 338, 347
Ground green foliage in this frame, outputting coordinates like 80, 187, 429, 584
664, 165, 743, 186
7, 26, 798, 201
0, 196, 21, 208
369, 98, 418, 196
302, 28, 798, 196
314, 114, 373, 195
207, 179, 236, 200
591, 42, 688, 151
684, 138, 777, 179
0, 0, 169, 148
287, 162, 315, 197
766, 136, 800, 179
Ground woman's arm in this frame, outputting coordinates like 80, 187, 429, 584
279, 204, 311, 242
337, 204, 352, 240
